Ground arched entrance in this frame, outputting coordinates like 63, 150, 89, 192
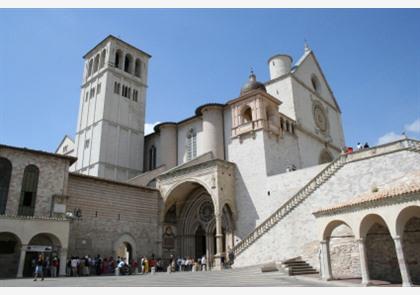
113, 234, 136, 263
396, 205, 420, 285
116, 242, 133, 263
0, 232, 21, 278
194, 226, 206, 259
162, 181, 234, 268
361, 214, 401, 283
322, 220, 360, 280
23, 233, 61, 277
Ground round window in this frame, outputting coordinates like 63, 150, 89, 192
199, 201, 214, 223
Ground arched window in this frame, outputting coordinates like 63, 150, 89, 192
134, 59, 142, 78
0, 157, 12, 214
242, 106, 252, 124
124, 54, 133, 73
18, 165, 39, 216
115, 50, 123, 69
93, 54, 100, 73
148, 145, 157, 170
311, 74, 321, 93
100, 49, 106, 69
186, 129, 197, 161
87, 59, 93, 77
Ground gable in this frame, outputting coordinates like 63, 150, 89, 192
56, 135, 75, 156
293, 52, 341, 112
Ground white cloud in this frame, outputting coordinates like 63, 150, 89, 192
404, 118, 420, 133
377, 132, 405, 145
144, 122, 161, 135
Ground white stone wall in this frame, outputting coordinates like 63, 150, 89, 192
201, 106, 224, 159
233, 150, 420, 269
292, 53, 337, 109
266, 77, 296, 120
74, 37, 149, 181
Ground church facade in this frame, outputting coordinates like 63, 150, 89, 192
1, 35, 419, 286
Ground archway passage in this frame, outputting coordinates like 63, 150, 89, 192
0, 232, 21, 278
365, 222, 401, 283
402, 216, 420, 284
23, 233, 61, 277
162, 181, 234, 268
116, 242, 133, 263
195, 226, 206, 259
324, 222, 360, 279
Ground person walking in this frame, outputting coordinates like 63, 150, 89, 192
201, 255, 207, 271
33, 254, 45, 281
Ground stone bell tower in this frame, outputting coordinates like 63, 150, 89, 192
72, 35, 151, 181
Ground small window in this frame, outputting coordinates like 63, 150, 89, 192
84, 139, 90, 149
63, 145, 68, 153
97, 83, 101, 94
114, 82, 120, 94
124, 54, 133, 73
133, 89, 138, 102
127, 88, 131, 99
242, 106, 252, 123
135, 59, 141, 77
90, 88, 95, 99
115, 50, 122, 69
87, 59, 93, 77
100, 49, 106, 69
85, 92, 89, 102
93, 54, 100, 73
311, 75, 321, 93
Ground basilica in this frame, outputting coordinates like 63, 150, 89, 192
0, 35, 419, 286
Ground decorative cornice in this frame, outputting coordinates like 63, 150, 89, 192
157, 159, 235, 181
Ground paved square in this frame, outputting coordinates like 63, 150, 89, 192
0, 267, 343, 287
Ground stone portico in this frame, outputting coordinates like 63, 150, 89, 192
157, 157, 236, 269
314, 170, 420, 286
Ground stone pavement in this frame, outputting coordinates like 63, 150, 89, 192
0, 267, 350, 287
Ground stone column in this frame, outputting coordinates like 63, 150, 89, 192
213, 214, 223, 270
357, 238, 371, 286
17, 244, 27, 278
59, 248, 68, 277
393, 236, 412, 287
320, 240, 332, 281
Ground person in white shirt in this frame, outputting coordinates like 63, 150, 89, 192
201, 255, 207, 271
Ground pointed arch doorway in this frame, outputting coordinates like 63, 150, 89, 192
195, 226, 206, 259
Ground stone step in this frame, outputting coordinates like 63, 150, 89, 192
291, 270, 319, 275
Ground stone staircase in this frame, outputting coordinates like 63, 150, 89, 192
232, 138, 420, 257
233, 155, 347, 256
281, 257, 319, 276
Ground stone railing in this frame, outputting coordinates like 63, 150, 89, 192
233, 138, 420, 257
233, 155, 347, 256
0, 214, 69, 222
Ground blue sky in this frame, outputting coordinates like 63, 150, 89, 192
0, 9, 419, 152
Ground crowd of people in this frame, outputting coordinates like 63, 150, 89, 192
343, 142, 370, 154
32, 250, 235, 281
